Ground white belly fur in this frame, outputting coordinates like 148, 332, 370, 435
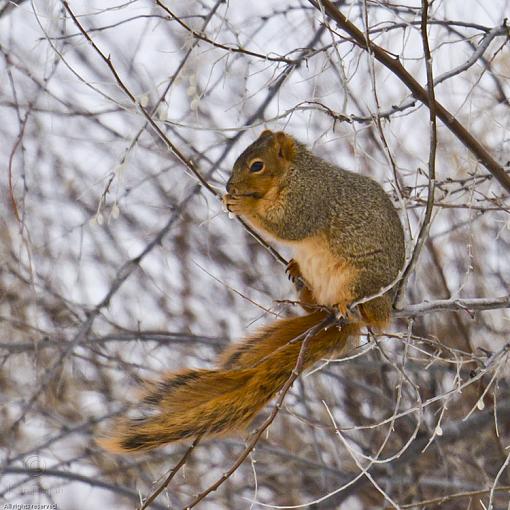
290, 236, 355, 308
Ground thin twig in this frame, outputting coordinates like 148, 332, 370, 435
138, 435, 202, 510
396, 486, 510, 509
395, 0, 438, 303
155, 0, 298, 64
311, 0, 510, 193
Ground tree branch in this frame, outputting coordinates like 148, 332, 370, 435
395, 295, 510, 317
310, 0, 510, 193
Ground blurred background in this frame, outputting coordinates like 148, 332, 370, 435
1, 0, 509, 508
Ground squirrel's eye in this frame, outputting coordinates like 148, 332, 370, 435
249, 160, 265, 173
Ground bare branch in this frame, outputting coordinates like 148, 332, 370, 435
395, 295, 510, 317
311, 0, 510, 193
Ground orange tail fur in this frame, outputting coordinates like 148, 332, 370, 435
98, 311, 358, 454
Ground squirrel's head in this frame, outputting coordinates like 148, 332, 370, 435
226, 130, 296, 199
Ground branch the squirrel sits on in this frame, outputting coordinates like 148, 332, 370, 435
98, 130, 405, 453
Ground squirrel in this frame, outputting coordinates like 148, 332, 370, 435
98, 130, 405, 453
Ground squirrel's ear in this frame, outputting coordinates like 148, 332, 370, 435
259, 129, 273, 139
275, 132, 296, 161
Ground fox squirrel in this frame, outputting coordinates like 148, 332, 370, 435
99, 130, 405, 453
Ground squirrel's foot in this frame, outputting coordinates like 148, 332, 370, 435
286, 258, 306, 292
285, 259, 301, 282
335, 306, 348, 327
335, 303, 362, 326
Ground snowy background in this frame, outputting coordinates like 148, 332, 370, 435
1, 0, 510, 508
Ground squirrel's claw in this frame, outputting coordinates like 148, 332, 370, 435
335, 303, 362, 326
335, 306, 348, 325
285, 259, 301, 282
286, 258, 306, 293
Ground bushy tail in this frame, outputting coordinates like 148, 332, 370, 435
98, 311, 359, 454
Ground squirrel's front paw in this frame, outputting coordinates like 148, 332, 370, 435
223, 193, 239, 214
223, 193, 251, 215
